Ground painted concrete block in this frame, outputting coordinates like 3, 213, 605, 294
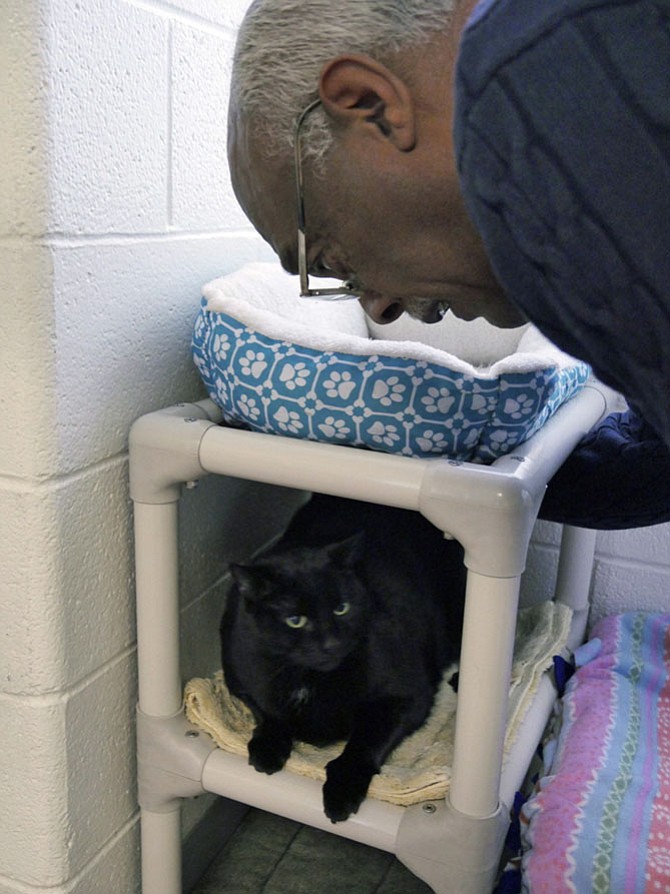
0, 485, 70, 695
0, 459, 134, 695
0, 232, 268, 480
520, 542, 561, 608
171, 22, 248, 230
178, 476, 307, 608
0, 0, 50, 237
69, 821, 140, 894
166, 0, 251, 29
49, 233, 264, 474
180, 576, 229, 684
0, 243, 57, 480
0, 696, 70, 884
590, 559, 670, 629
596, 522, 670, 568
529, 519, 563, 548
45, 0, 168, 234
0, 822, 138, 893
0, 653, 136, 885
63, 653, 137, 876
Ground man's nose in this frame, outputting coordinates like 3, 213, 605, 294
357, 294, 404, 324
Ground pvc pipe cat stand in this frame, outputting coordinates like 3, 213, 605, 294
130, 384, 608, 894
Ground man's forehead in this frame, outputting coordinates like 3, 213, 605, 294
228, 105, 297, 269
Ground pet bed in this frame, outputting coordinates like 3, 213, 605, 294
185, 602, 571, 807
521, 611, 670, 893
192, 262, 590, 462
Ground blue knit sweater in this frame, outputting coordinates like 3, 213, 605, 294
455, 0, 670, 452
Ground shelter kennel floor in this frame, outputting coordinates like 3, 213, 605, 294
190, 807, 433, 894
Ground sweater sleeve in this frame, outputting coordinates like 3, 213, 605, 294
538, 408, 670, 529
454, 0, 670, 448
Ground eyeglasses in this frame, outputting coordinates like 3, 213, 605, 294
293, 99, 359, 300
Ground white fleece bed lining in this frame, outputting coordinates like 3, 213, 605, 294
185, 602, 572, 807
192, 262, 590, 462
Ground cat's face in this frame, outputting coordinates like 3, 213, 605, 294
231, 535, 369, 672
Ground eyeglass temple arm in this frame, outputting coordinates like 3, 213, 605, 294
294, 99, 358, 298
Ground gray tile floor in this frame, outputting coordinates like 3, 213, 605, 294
191, 807, 433, 894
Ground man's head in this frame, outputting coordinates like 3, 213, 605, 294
228, 0, 525, 328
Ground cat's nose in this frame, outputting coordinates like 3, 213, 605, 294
321, 636, 340, 654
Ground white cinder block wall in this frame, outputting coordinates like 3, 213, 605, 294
0, 1, 299, 892
1, 1, 669, 892
523, 520, 670, 628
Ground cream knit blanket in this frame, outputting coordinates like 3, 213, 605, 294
184, 601, 571, 807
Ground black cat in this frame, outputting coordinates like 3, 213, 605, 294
220, 493, 466, 823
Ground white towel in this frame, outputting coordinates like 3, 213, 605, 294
366, 311, 528, 368
202, 261, 581, 379
203, 262, 369, 339
184, 601, 572, 807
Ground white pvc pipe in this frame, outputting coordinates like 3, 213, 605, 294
499, 524, 594, 806
554, 525, 597, 611
201, 748, 403, 853
134, 502, 182, 718
198, 425, 428, 509
449, 572, 520, 817
140, 807, 182, 894
134, 503, 186, 894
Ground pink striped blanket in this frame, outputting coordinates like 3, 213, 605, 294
522, 612, 670, 894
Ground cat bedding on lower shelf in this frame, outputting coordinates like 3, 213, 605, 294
185, 600, 571, 809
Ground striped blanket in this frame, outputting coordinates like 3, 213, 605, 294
521, 612, 670, 893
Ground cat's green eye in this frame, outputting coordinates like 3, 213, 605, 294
286, 615, 308, 629
333, 602, 351, 617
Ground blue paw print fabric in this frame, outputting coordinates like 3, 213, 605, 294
192, 265, 590, 462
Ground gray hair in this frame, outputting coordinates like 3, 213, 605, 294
231, 0, 455, 163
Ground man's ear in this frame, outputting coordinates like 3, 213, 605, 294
318, 54, 415, 151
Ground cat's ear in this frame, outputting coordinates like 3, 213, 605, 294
230, 563, 272, 603
327, 532, 365, 568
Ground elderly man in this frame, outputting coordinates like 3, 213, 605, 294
228, 0, 670, 528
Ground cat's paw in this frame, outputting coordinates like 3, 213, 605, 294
323, 755, 375, 823
247, 731, 292, 775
